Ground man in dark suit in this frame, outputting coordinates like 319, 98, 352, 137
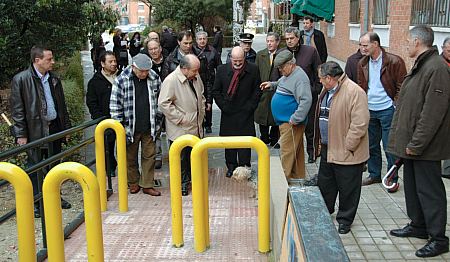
212, 47, 261, 177
299, 16, 328, 64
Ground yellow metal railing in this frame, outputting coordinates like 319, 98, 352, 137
0, 162, 36, 262
168, 134, 201, 247
43, 162, 104, 262
94, 119, 128, 212
169, 136, 270, 253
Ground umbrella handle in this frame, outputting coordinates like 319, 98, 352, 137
382, 165, 398, 189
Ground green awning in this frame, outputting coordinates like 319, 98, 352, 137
291, 0, 334, 22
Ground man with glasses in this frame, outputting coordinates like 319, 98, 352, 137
315, 61, 369, 235
110, 54, 162, 196
357, 32, 407, 193
212, 47, 261, 178
282, 27, 322, 164
260, 50, 311, 181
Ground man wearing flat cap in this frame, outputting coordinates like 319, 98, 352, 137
260, 50, 312, 181
227, 33, 257, 63
110, 53, 163, 196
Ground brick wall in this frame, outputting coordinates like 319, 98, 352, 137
323, 0, 416, 69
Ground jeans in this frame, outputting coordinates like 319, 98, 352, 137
367, 106, 396, 180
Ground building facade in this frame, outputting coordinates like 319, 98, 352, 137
318, 0, 450, 67
104, 0, 150, 25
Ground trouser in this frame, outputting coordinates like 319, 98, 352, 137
317, 144, 363, 226
367, 106, 396, 180
126, 132, 155, 188
169, 140, 192, 186
205, 107, 213, 128
305, 94, 318, 157
27, 120, 63, 198
155, 135, 162, 161
259, 124, 279, 145
225, 148, 251, 171
403, 159, 448, 243
443, 160, 450, 175
105, 129, 117, 176
279, 123, 305, 179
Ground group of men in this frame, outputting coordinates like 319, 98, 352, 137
8, 16, 450, 258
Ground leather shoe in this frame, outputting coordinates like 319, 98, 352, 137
34, 207, 41, 218
226, 169, 233, 178
415, 240, 449, 257
362, 176, 382, 186
129, 184, 141, 194
338, 224, 351, 234
61, 198, 72, 209
390, 224, 428, 239
155, 160, 162, 170
182, 184, 189, 196
205, 126, 212, 133
308, 155, 315, 163
142, 188, 161, 196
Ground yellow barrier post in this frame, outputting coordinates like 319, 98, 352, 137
0, 162, 36, 262
94, 119, 128, 212
190, 136, 270, 253
43, 162, 104, 262
169, 134, 201, 248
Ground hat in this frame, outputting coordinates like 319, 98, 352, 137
273, 50, 294, 68
132, 54, 152, 70
239, 33, 254, 43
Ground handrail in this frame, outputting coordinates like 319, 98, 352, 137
94, 119, 128, 212
0, 117, 106, 161
0, 163, 36, 262
43, 162, 104, 262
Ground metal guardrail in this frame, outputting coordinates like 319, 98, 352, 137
0, 163, 36, 262
94, 119, 128, 212
169, 136, 270, 253
43, 162, 104, 262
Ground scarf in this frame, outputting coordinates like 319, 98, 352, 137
227, 62, 246, 98
304, 30, 313, 46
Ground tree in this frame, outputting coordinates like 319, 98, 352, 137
150, 0, 253, 33
0, 0, 119, 87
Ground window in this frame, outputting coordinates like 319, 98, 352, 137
138, 16, 145, 24
372, 0, 389, 25
138, 3, 145, 11
411, 0, 450, 27
349, 0, 360, 24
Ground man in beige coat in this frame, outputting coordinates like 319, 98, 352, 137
158, 54, 206, 196
313, 61, 369, 235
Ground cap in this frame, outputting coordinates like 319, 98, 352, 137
132, 53, 152, 70
273, 50, 294, 68
239, 33, 254, 43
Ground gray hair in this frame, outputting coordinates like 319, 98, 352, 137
318, 61, 344, 78
410, 25, 434, 47
267, 32, 280, 42
285, 27, 300, 38
443, 36, 450, 46
196, 31, 208, 38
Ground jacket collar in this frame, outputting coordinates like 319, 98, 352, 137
319, 74, 347, 99
409, 47, 439, 75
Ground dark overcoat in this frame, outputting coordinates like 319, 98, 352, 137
212, 62, 261, 136
387, 48, 450, 160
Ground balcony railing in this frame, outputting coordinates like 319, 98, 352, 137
411, 0, 450, 27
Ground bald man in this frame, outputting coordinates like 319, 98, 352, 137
212, 47, 261, 177
158, 54, 206, 196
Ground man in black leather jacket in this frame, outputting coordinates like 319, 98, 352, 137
10, 45, 72, 216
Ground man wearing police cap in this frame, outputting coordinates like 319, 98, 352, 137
227, 33, 257, 63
